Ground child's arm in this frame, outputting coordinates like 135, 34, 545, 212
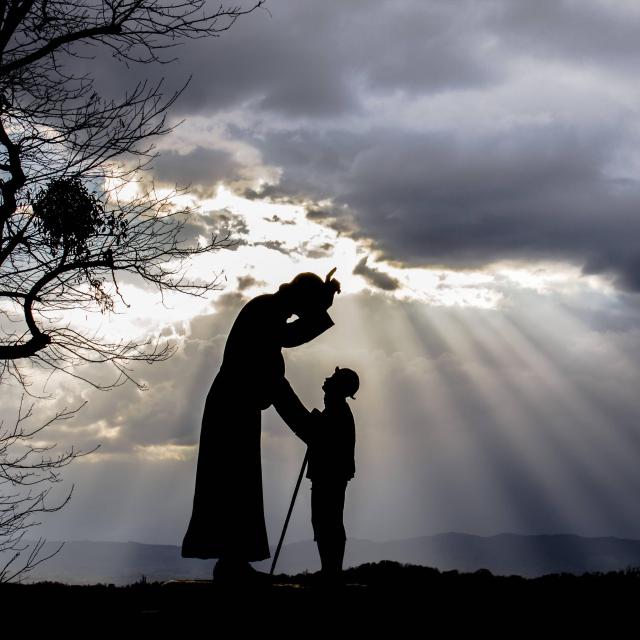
272, 377, 316, 444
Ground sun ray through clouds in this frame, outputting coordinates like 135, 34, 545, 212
413, 306, 575, 535
485, 307, 640, 533
454, 307, 632, 535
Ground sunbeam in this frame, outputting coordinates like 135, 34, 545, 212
487, 307, 640, 533
455, 307, 638, 536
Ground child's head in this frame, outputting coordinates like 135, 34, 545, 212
322, 366, 359, 400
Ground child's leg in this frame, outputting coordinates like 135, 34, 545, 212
333, 481, 347, 574
311, 483, 328, 572
312, 481, 348, 580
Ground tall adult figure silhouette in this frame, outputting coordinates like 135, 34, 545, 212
181, 270, 340, 581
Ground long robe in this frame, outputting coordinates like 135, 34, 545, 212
181, 292, 334, 561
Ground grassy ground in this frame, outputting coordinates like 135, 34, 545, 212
1, 561, 638, 628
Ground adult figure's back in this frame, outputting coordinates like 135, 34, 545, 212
181, 271, 340, 576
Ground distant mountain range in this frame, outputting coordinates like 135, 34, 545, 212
15, 533, 640, 585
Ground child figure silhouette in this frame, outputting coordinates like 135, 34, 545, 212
275, 366, 359, 583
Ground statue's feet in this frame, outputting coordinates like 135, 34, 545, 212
213, 558, 272, 587
312, 569, 344, 589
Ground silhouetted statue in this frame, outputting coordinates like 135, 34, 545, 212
181, 270, 340, 582
275, 366, 359, 584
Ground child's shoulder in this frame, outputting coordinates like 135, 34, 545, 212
337, 401, 355, 424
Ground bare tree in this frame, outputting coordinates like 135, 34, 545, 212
0, 0, 266, 581
0, 0, 265, 388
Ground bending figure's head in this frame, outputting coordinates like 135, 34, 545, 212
278, 272, 327, 315
322, 366, 360, 400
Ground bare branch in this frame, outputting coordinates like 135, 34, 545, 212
0, 398, 97, 583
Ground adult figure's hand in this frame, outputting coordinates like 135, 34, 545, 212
295, 267, 341, 316
322, 267, 341, 309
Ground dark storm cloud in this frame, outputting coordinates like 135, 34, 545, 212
353, 256, 400, 291
496, 0, 640, 68
245, 122, 640, 289
338, 127, 640, 288
58, 0, 640, 118
245, 127, 364, 200
159, 0, 502, 116
156, 0, 640, 117
150, 146, 242, 194
75, 0, 504, 118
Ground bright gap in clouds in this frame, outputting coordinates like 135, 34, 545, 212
71, 181, 619, 346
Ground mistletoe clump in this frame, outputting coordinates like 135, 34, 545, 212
32, 177, 127, 258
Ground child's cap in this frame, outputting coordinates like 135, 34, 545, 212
335, 367, 359, 400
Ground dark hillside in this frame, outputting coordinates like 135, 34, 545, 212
2, 561, 639, 629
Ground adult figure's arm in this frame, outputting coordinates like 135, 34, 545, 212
280, 309, 334, 348
272, 378, 321, 444
278, 267, 341, 347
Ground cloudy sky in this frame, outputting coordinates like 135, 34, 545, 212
6, 0, 640, 551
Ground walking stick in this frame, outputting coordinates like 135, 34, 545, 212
270, 448, 309, 576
